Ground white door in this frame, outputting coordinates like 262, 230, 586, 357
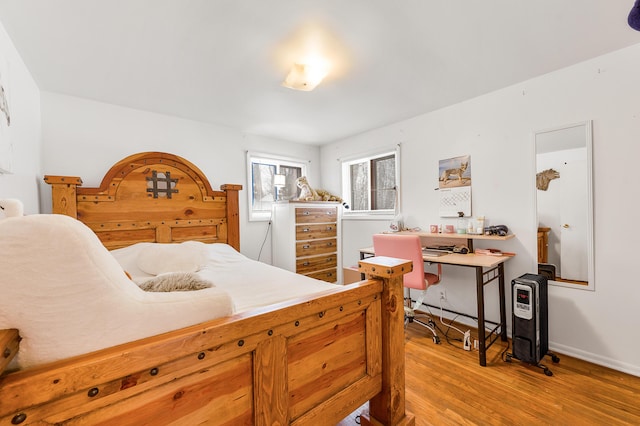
559, 151, 588, 281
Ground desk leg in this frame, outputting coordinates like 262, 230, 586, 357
498, 263, 508, 342
475, 266, 487, 366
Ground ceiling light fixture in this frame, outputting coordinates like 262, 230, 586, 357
282, 62, 329, 91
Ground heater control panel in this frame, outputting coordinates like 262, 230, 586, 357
513, 283, 533, 320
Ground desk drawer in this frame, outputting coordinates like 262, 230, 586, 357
296, 238, 337, 257
306, 268, 338, 283
295, 207, 337, 223
296, 254, 337, 274
296, 223, 337, 240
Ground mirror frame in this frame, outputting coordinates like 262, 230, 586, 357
533, 120, 594, 291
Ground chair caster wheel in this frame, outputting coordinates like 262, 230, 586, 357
505, 354, 512, 363
544, 369, 553, 377
433, 336, 441, 344
551, 355, 560, 363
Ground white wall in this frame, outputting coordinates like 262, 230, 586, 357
321, 43, 640, 376
0, 22, 41, 213
39, 92, 321, 262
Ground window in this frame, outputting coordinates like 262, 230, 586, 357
246, 152, 308, 221
341, 148, 399, 216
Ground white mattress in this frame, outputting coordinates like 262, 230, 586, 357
111, 242, 338, 313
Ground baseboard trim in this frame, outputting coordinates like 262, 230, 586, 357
550, 341, 640, 378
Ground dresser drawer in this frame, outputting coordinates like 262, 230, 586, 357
296, 238, 337, 257
306, 268, 338, 283
295, 207, 337, 224
295, 223, 337, 240
296, 254, 337, 274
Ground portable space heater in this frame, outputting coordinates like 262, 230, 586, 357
505, 273, 559, 376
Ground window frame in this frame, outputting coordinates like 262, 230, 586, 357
341, 146, 400, 219
246, 151, 309, 222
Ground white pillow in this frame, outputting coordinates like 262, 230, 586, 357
0, 199, 24, 218
138, 272, 213, 292
137, 241, 208, 275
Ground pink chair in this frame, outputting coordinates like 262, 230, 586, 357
373, 233, 442, 343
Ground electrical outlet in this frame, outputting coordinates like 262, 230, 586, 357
463, 330, 471, 351
439, 289, 446, 300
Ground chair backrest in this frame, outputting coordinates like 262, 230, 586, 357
372, 233, 426, 290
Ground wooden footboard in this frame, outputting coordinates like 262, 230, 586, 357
0, 257, 414, 425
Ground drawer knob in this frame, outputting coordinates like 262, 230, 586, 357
327, 242, 333, 247
303, 261, 310, 266
303, 228, 310, 232
303, 244, 310, 249
303, 211, 310, 215
326, 226, 333, 231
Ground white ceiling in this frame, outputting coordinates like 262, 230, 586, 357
0, 0, 638, 145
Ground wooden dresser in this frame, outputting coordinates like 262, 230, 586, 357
272, 201, 342, 284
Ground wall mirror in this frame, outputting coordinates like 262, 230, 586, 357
534, 120, 594, 291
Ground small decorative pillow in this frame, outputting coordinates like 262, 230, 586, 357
137, 241, 208, 275
138, 272, 214, 292
0, 199, 24, 219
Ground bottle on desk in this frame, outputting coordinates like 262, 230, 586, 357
457, 217, 467, 234
477, 216, 485, 235
467, 220, 474, 234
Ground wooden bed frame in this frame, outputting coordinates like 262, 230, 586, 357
0, 152, 414, 425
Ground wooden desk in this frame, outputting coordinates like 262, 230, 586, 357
359, 246, 514, 367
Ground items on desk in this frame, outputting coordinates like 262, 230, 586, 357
389, 212, 403, 232
422, 249, 449, 257
425, 245, 454, 253
430, 216, 488, 235
475, 248, 516, 257
424, 245, 469, 254
484, 224, 509, 236
453, 245, 469, 254
456, 214, 468, 234
465, 216, 486, 235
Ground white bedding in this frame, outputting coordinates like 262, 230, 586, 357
0, 214, 339, 370
111, 242, 338, 313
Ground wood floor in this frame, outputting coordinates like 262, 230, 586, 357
338, 320, 640, 426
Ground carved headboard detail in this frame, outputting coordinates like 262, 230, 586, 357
45, 152, 242, 250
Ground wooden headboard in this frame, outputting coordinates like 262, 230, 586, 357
44, 152, 242, 251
